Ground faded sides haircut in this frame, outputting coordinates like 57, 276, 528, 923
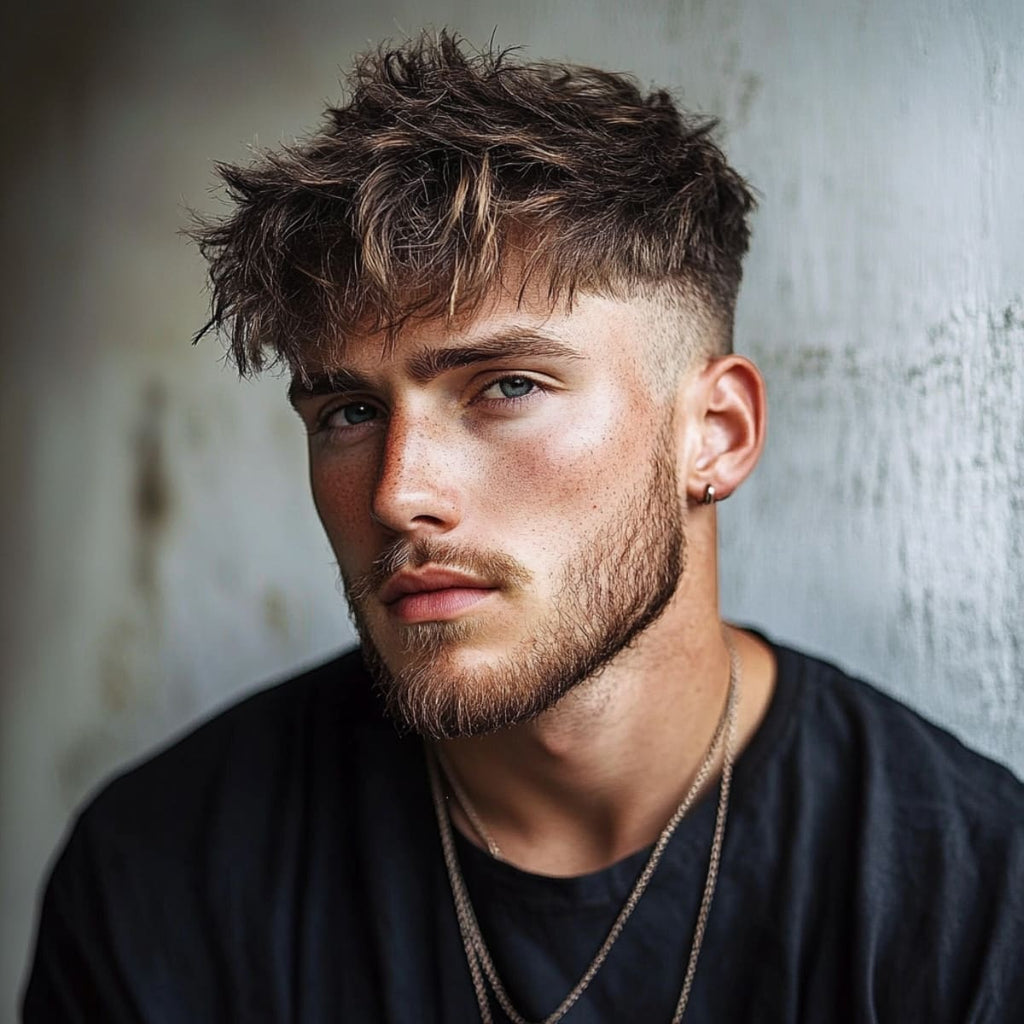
191, 31, 756, 379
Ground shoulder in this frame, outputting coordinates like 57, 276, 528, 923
92, 651, 372, 786
757, 638, 1024, 904
58, 646, 402, 883
773, 641, 1024, 825
769, 642, 1024, 1010
23, 648, 414, 1019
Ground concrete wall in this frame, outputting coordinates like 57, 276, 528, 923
3, 0, 1021, 1013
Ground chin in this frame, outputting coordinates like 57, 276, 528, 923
359, 628, 569, 738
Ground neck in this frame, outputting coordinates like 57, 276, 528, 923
436, 590, 777, 876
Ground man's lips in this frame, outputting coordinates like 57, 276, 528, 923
379, 568, 498, 623
379, 567, 495, 604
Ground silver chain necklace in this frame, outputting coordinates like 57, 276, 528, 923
427, 640, 741, 1024
436, 747, 507, 860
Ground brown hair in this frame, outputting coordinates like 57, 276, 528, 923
191, 31, 756, 377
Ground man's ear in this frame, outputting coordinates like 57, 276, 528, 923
684, 355, 767, 505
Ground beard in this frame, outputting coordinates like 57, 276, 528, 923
342, 422, 686, 738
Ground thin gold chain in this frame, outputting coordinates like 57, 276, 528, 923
427, 640, 741, 1024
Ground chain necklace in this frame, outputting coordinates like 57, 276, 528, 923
437, 747, 506, 860
427, 640, 740, 1024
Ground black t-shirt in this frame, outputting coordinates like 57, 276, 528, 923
22, 641, 1024, 1022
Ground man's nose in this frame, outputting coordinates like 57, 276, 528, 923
370, 413, 462, 535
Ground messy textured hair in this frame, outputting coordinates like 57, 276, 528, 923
191, 31, 756, 377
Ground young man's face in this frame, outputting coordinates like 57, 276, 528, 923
291, 290, 693, 737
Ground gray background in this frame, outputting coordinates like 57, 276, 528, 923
2, 0, 1021, 1014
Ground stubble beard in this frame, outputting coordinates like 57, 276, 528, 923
344, 423, 686, 738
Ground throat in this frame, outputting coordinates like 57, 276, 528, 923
434, 678, 738, 877
432, 624, 775, 877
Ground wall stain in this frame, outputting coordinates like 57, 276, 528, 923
1000, 300, 1022, 331
133, 380, 174, 597
735, 72, 762, 126
263, 586, 290, 639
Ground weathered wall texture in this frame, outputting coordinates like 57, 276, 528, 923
2, 0, 1021, 1012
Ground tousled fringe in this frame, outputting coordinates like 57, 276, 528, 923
189, 31, 756, 378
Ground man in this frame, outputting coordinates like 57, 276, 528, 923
23, 32, 1024, 1023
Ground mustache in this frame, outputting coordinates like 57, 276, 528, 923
345, 538, 533, 604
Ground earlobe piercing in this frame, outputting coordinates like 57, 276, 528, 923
703, 484, 717, 505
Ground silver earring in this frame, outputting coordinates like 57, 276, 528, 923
703, 484, 717, 505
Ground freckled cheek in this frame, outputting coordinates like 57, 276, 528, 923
475, 405, 643, 522
308, 456, 378, 557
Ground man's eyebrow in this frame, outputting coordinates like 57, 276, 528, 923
287, 368, 375, 408
287, 330, 583, 407
405, 330, 584, 383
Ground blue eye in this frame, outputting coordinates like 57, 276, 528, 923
338, 402, 378, 425
496, 377, 535, 399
